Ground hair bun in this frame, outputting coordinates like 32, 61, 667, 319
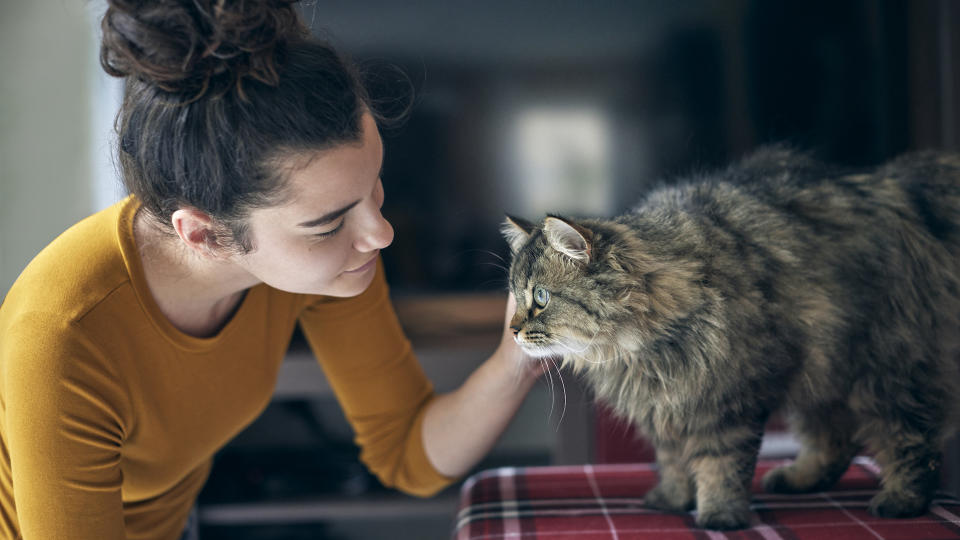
100, 0, 308, 97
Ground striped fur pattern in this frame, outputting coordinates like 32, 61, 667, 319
502, 147, 960, 530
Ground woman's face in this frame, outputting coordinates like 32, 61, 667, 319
236, 113, 394, 297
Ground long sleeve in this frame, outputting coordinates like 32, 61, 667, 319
0, 196, 301, 539
1, 312, 129, 539
298, 260, 455, 497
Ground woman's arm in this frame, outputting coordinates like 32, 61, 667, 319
300, 266, 541, 495
421, 294, 540, 478
1, 315, 128, 539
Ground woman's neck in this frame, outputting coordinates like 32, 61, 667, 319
133, 211, 257, 338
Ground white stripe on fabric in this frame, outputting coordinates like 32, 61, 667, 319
822, 491, 884, 540
584, 464, 620, 540
854, 456, 882, 476
754, 524, 786, 540
457, 472, 482, 540
498, 467, 522, 538
932, 504, 960, 525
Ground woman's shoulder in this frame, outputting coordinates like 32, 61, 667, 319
1, 198, 134, 329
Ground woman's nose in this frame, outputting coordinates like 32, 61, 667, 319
354, 206, 394, 253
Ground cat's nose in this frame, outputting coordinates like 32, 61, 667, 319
510, 326, 521, 336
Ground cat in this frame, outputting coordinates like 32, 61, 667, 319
501, 146, 960, 530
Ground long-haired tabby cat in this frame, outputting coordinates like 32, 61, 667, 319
501, 147, 960, 530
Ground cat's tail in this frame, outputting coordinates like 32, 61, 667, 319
726, 144, 833, 186
881, 151, 960, 247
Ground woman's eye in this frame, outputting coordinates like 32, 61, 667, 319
533, 286, 550, 308
313, 221, 344, 239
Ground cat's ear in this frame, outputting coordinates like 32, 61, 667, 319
501, 214, 536, 254
543, 216, 592, 263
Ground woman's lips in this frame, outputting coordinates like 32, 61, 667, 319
344, 254, 378, 274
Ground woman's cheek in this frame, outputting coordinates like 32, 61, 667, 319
310, 245, 348, 276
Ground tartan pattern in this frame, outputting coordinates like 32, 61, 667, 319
454, 458, 960, 539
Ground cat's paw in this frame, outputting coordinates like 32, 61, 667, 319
643, 483, 695, 512
695, 504, 752, 530
762, 464, 829, 494
868, 489, 930, 518
762, 465, 802, 494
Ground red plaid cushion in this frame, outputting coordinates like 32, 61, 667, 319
454, 457, 960, 539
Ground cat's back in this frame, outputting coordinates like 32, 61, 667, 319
632, 146, 960, 254
734, 147, 960, 243
620, 146, 960, 352
872, 150, 960, 246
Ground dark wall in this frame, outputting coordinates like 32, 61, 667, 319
304, 0, 931, 294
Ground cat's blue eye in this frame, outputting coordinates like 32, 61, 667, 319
534, 286, 550, 308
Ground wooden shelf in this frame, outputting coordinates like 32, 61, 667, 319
274, 341, 496, 400
393, 292, 506, 349
275, 292, 507, 400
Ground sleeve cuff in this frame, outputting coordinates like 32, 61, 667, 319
401, 394, 459, 497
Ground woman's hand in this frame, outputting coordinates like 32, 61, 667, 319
421, 291, 544, 478
497, 292, 546, 382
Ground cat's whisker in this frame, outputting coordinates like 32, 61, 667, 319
540, 357, 557, 421
464, 248, 509, 268
554, 338, 590, 355
559, 346, 604, 367
479, 249, 508, 265
554, 327, 604, 362
479, 262, 509, 273
549, 356, 568, 430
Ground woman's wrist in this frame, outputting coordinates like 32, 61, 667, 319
421, 338, 538, 477
491, 339, 541, 389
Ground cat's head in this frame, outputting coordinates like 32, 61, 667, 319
501, 214, 704, 370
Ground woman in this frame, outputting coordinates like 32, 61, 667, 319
0, 1, 538, 538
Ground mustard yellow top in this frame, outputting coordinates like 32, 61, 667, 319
0, 196, 452, 539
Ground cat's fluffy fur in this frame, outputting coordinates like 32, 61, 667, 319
502, 147, 960, 530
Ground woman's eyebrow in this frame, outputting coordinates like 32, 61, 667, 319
298, 156, 383, 228
297, 200, 360, 227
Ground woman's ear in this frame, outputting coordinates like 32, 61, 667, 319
170, 208, 227, 258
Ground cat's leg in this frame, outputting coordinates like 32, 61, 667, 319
763, 405, 858, 494
861, 416, 942, 518
854, 345, 949, 518
688, 426, 763, 530
643, 440, 695, 512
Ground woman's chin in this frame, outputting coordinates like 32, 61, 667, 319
330, 273, 377, 297
292, 271, 376, 298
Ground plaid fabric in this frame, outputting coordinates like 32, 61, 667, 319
454, 457, 960, 539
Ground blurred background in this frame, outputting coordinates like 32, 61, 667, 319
315, 0, 943, 295
2, 1, 959, 539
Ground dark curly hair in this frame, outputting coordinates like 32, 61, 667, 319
99, 0, 380, 251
